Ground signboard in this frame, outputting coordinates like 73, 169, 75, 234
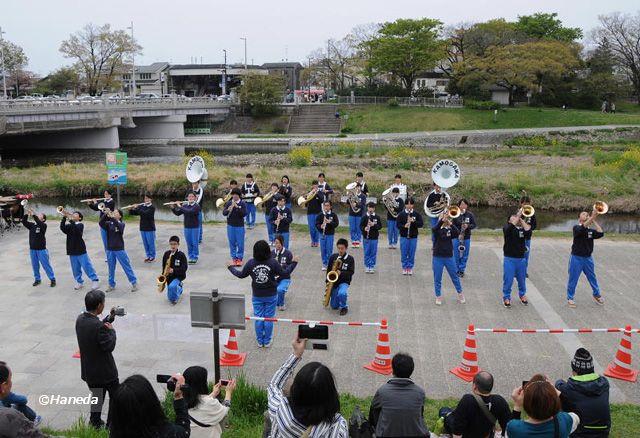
106, 152, 127, 185
190, 290, 246, 330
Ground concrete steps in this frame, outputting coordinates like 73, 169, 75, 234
287, 104, 341, 134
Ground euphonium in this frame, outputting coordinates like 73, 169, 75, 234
255, 190, 275, 208
215, 190, 232, 208
323, 257, 343, 307
297, 188, 318, 207
381, 187, 399, 218
593, 201, 609, 214
447, 205, 461, 219
157, 254, 173, 293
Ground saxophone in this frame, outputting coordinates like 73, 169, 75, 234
323, 257, 343, 307
157, 254, 174, 293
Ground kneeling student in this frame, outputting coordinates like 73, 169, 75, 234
326, 238, 355, 316
161, 236, 188, 305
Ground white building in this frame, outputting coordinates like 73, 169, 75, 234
412, 71, 450, 96
121, 62, 170, 96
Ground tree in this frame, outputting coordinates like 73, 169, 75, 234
0, 39, 28, 96
59, 23, 141, 95
36, 66, 81, 95
366, 18, 445, 90
238, 73, 286, 116
592, 12, 640, 104
516, 13, 583, 42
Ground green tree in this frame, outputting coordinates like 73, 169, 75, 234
36, 66, 81, 95
0, 39, 28, 96
59, 23, 141, 95
515, 13, 583, 42
366, 18, 445, 90
238, 73, 286, 116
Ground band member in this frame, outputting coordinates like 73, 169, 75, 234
227, 240, 298, 347
348, 184, 367, 248
280, 175, 293, 210
391, 174, 408, 201
520, 195, 537, 277
99, 209, 138, 292
272, 234, 294, 310
396, 198, 424, 275
452, 199, 477, 278
502, 212, 532, 308
88, 190, 116, 257
241, 173, 260, 229
360, 202, 382, 273
317, 172, 334, 203
326, 238, 355, 315
355, 171, 369, 195
172, 191, 201, 264
162, 236, 188, 305
566, 209, 605, 307
432, 212, 464, 305
229, 179, 239, 192
316, 201, 339, 270
386, 187, 404, 249
189, 180, 204, 244
305, 180, 323, 247
263, 183, 280, 245
60, 212, 100, 290
223, 188, 247, 265
128, 194, 156, 262
425, 184, 446, 245
22, 210, 56, 287
269, 195, 293, 249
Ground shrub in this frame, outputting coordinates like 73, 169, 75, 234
505, 135, 550, 148
341, 126, 353, 134
464, 100, 502, 110
387, 98, 399, 108
288, 146, 313, 167
185, 149, 215, 169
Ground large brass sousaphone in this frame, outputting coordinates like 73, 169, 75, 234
424, 159, 461, 218
186, 156, 208, 189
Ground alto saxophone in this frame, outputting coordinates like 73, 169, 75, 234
323, 257, 343, 307
157, 254, 174, 293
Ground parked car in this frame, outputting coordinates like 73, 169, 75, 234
138, 93, 160, 99
77, 95, 103, 104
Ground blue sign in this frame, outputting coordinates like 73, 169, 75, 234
108, 168, 127, 185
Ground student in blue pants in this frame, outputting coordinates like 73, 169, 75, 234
241, 173, 260, 229
0, 362, 41, 424
161, 236, 188, 305
280, 175, 293, 210
502, 212, 532, 308
99, 209, 138, 293
347, 184, 366, 248
88, 189, 115, 258
22, 210, 56, 287
60, 212, 100, 290
188, 181, 205, 244
262, 183, 279, 245
385, 187, 404, 249
425, 184, 446, 245
303, 180, 323, 247
272, 235, 294, 310
360, 202, 382, 273
396, 198, 424, 275
172, 191, 201, 264
128, 194, 156, 262
452, 199, 477, 278
223, 188, 247, 265
228, 240, 297, 347
566, 210, 605, 307
269, 195, 293, 249
315, 200, 339, 270
432, 213, 464, 305
326, 239, 355, 316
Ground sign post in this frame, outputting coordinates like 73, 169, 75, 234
106, 152, 127, 207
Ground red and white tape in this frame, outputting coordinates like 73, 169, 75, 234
474, 327, 640, 334
245, 316, 382, 327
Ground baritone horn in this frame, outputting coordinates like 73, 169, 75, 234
593, 201, 609, 214
215, 190, 232, 208
298, 188, 318, 207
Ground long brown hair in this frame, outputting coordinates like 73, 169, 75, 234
523, 374, 561, 421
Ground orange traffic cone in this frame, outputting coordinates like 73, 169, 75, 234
604, 325, 638, 383
72, 349, 81, 359
450, 324, 481, 382
364, 319, 392, 375
219, 329, 247, 367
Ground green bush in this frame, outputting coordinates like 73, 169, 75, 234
341, 126, 353, 134
506, 135, 552, 148
288, 147, 313, 167
387, 98, 399, 108
464, 100, 502, 110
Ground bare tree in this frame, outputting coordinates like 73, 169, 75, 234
59, 23, 141, 95
592, 12, 640, 104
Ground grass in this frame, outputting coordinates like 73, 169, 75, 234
340, 106, 640, 134
43, 375, 640, 437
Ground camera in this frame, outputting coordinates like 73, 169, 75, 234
103, 306, 126, 324
156, 374, 189, 393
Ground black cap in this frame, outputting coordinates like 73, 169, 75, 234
571, 348, 595, 375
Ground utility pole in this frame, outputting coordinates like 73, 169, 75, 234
240, 37, 247, 69
0, 26, 7, 99
127, 21, 136, 97
222, 49, 227, 96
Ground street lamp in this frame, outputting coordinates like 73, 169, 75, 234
0, 26, 7, 99
127, 21, 136, 97
240, 37, 247, 70
222, 49, 227, 96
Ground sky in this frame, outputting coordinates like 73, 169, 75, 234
2, 0, 639, 75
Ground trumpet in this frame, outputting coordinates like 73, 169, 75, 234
215, 190, 233, 208
20, 199, 29, 207
297, 188, 318, 207
593, 201, 609, 215
80, 197, 108, 204
163, 201, 183, 207
521, 205, 535, 218
56, 206, 70, 216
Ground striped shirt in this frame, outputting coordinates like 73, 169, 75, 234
267, 354, 348, 438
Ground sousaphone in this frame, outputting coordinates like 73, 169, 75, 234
186, 156, 209, 189
424, 159, 461, 218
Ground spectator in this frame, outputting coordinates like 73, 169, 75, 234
267, 337, 348, 437
0, 361, 41, 426
507, 374, 580, 438
75, 289, 119, 429
555, 348, 610, 438
183, 365, 236, 438
109, 374, 190, 438
369, 353, 429, 437
438, 371, 510, 437
0, 406, 47, 438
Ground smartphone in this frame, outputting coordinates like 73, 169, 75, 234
157, 374, 172, 384
219, 379, 230, 387
298, 324, 329, 340
522, 380, 529, 389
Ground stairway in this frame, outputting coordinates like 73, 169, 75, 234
287, 104, 342, 134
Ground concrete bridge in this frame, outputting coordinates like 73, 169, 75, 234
0, 98, 231, 149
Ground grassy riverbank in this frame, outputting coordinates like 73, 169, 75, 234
2, 141, 639, 212
340, 106, 640, 134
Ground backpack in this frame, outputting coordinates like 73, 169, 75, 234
349, 406, 373, 438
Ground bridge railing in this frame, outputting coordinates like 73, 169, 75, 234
330, 96, 464, 107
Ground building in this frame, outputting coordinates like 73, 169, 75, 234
262, 62, 303, 92
167, 64, 268, 96
122, 62, 170, 96
412, 70, 450, 96
488, 85, 510, 105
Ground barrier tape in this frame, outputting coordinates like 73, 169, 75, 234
245, 316, 382, 327
474, 328, 640, 333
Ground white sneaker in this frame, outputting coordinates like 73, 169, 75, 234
105, 285, 115, 292
457, 293, 466, 304
280, 304, 287, 310
370, 268, 375, 273
321, 266, 327, 271
263, 340, 273, 348
74, 283, 84, 290
131, 283, 139, 292
91, 281, 100, 291
435, 297, 443, 306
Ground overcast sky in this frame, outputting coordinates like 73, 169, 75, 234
2, 0, 638, 75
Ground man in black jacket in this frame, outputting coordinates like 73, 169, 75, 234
326, 238, 354, 315
22, 211, 56, 287
162, 236, 188, 305
556, 348, 610, 438
75, 289, 119, 429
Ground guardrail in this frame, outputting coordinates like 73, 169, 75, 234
331, 96, 464, 107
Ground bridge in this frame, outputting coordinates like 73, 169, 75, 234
0, 98, 231, 149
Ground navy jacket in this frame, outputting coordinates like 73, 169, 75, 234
223, 199, 247, 226
348, 193, 367, 217
99, 216, 126, 251
396, 210, 424, 239
279, 184, 293, 203
556, 374, 610, 437
88, 198, 115, 219
22, 215, 47, 250
326, 253, 355, 287
162, 249, 188, 284
522, 214, 537, 240
262, 192, 279, 213
172, 202, 201, 229
272, 248, 294, 281
228, 258, 297, 297
317, 182, 333, 202
360, 213, 383, 240
571, 225, 604, 257
432, 220, 460, 258
305, 191, 323, 215
60, 218, 87, 256
269, 206, 293, 234
503, 223, 527, 258
129, 204, 156, 231
452, 211, 477, 240
315, 211, 339, 235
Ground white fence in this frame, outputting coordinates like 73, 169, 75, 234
332, 95, 463, 107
